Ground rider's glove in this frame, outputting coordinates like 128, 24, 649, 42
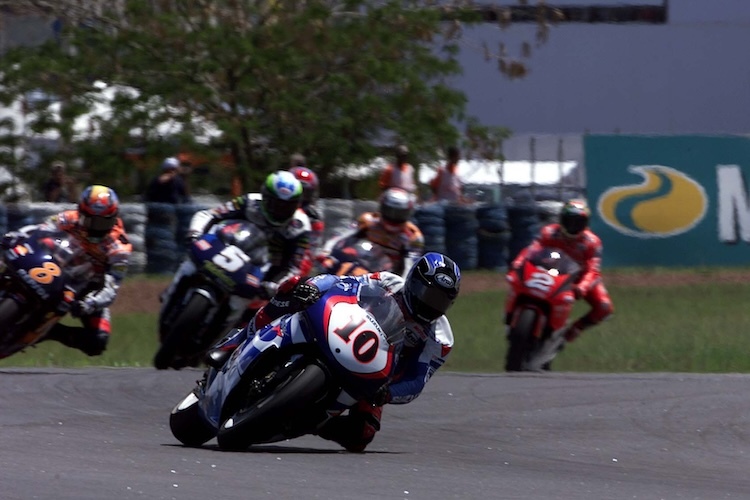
70, 298, 97, 318
371, 384, 391, 406
573, 285, 584, 300
0, 231, 23, 250
184, 230, 201, 245
292, 282, 322, 307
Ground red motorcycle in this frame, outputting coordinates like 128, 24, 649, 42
504, 246, 582, 371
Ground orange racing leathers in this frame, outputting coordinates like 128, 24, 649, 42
45, 210, 132, 354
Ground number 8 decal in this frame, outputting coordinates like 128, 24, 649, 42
29, 262, 61, 284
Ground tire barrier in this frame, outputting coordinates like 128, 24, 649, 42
444, 204, 479, 271
0, 204, 6, 236
0, 199, 547, 274
413, 203, 446, 255
476, 204, 510, 270
506, 204, 542, 264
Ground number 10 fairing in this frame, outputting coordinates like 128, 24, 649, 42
169, 277, 405, 450
0, 226, 94, 359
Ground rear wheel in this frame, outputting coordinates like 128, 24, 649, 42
0, 297, 22, 326
216, 363, 328, 451
154, 293, 213, 370
169, 389, 216, 447
505, 308, 539, 372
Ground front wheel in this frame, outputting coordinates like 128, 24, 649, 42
170, 389, 216, 447
154, 292, 213, 370
216, 363, 329, 451
505, 308, 541, 372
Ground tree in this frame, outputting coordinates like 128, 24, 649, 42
0, 1, 555, 199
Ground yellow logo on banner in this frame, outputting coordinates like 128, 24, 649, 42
597, 165, 708, 238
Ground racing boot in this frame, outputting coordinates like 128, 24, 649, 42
316, 401, 383, 452
44, 323, 109, 356
203, 327, 247, 369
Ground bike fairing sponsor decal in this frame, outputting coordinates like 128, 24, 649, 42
597, 165, 708, 238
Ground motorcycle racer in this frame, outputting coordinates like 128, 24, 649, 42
2, 185, 132, 356
205, 252, 461, 452
289, 165, 324, 274
506, 198, 613, 342
334, 187, 424, 277
177, 170, 311, 298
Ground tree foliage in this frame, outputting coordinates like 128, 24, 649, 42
0, 1, 553, 199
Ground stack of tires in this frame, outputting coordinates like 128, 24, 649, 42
0, 204, 7, 235
119, 203, 148, 274
413, 203, 446, 255
145, 203, 180, 274
506, 202, 541, 263
444, 204, 479, 271
475, 204, 510, 270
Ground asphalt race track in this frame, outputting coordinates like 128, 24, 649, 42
2, 368, 750, 500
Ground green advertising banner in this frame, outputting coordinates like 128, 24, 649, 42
585, 135, 750, 267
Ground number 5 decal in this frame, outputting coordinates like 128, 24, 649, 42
212, 246, 249, 272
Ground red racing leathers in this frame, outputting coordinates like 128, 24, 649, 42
506, 223, 613, 339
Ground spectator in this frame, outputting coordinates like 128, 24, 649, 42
378, 144, 416, 194
42, 161, 78, 203
144, 157, 191, 204
429, 146, 467, 204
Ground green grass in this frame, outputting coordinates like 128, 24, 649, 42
5, 272, 750, 373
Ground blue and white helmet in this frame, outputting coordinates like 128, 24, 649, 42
260, 170, 303, 226
403, 252, 461, 323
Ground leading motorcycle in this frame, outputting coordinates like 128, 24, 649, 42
154, 219, 269, 370
169, 277, 405, 450
0, 225, 94, 359
504, 246, 582, 371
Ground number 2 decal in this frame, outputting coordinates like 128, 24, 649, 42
524, 271, 555, 293
29, 262, 61, 284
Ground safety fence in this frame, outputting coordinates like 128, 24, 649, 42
0, 199, 557, 275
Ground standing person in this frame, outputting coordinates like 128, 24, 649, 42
181, 170, 311, 301
429, 146, 466, 204
337, 187, 424, 277
42, 161, 78, 202
144, 157, 191, 204
378, 144, 416, 194
205, 252, 461, 452
290, 164, 325, 274
506, 199, 614, 342
35, 185, 131, 355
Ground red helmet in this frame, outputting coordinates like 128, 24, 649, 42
78, 184, 119, 241
289, 166, 319, 204
559, 199, 590, 238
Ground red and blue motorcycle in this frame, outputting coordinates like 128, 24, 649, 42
169, 277, 404, 450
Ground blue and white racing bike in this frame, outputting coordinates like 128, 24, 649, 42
169, 277, 405, 450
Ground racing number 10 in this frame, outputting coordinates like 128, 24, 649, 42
333, 316, 379, 364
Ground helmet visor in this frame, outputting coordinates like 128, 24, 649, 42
263, 196, 299, 225
562, 213, 587, 235
407, 279, 456, 321
80, 213, 116, 234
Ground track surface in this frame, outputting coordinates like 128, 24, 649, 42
2, 368, 749, 500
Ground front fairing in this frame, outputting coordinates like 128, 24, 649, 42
188, 234, 264, 298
